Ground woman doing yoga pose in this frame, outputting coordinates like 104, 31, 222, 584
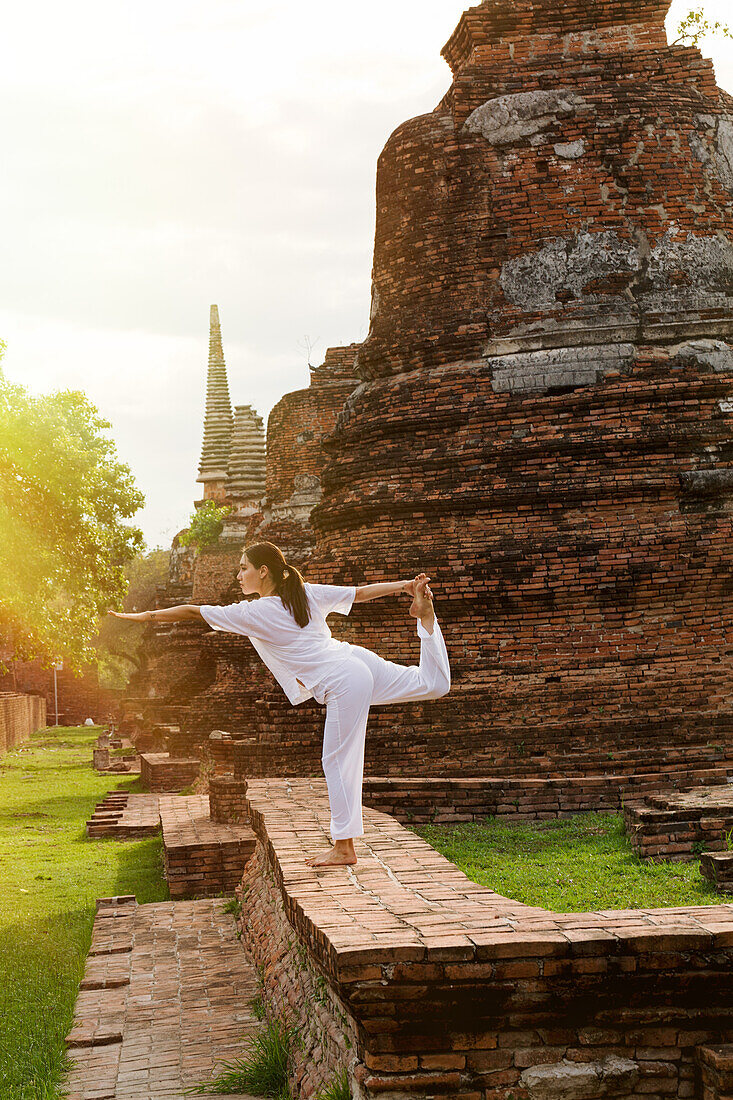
110, 541, 451, 868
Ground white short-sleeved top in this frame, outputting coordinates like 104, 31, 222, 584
199, 582, 357, 706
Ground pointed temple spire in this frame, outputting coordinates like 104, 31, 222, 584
197, 305, 234, 500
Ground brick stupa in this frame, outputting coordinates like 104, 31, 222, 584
280, 0, 733, 779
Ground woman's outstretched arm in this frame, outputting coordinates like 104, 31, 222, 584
355, 574, 431, 603
109, 605, 204, 623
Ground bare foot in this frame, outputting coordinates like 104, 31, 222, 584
408, 573, 432, 617
305, 841, 357, 868
409, 574, 435, 632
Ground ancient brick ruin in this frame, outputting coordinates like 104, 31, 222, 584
114, 4, 733, 1093
129, 0, 733, 793
162, 0, 733, 804
291, 0, 733, 788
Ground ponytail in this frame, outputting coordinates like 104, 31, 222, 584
243, 541, 311, 627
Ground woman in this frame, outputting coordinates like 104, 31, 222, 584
110, 541, 451, 868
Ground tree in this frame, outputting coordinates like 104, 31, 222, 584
179, 499, 231, 549
0, 358, 145, 672
96, 548, 170, 689
672, 7, 732, 47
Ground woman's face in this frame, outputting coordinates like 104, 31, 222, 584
237, 554, 264, 595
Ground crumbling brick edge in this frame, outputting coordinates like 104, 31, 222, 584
236, 843, 360, 1099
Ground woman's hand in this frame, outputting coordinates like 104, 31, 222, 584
403, 573, 432, 598
108, 611, 149, 621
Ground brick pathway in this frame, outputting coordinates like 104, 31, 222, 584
64, 896, 261, 1100
86, 793, 161, 839
159, 795, 256, 898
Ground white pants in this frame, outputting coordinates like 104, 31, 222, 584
311, 618, 451, 841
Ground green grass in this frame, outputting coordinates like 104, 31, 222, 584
315, 1068, 352, 1100
414, 811, 720, 912
185, 1018, 296, 1097
108, 745, 135, 758
0, 726, 169, 1100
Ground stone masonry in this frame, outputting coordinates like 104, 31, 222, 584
296, 0, 733, 778
127, 0, 733, 803
237, 777, 733, 1100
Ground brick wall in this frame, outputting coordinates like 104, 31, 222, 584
139, 753, 199, 792
238, 843, 359, 1099
301, 0, 733, 777
236, 778, 733, 1099
0, 663, 121, 727
0, 692, 46, 753
224, 706, 733, 782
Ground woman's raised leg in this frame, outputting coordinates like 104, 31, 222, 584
349, 579, 451, 706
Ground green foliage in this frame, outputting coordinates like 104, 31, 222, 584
223, 897, 242, 918
295, 941, 310, 972
672, 7, 732, 46
186, 1018, 296, 1097
179, 499, 231, 550
95, 547, 170, 689
312, 973, 329, 1008
0, 361, 144, 671
249, 993, 267, 1021
315, 1068, 352, 1100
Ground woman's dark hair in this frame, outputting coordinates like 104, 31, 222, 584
244, 541, 311, 627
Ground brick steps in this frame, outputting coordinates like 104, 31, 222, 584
496, 750, 733, 777
86, 794, 161, 839
363, 769, 733, 827
85, 792, 256, 900
229, 728, 733, 785
63, 895, 261, 1099
625, 785, 733, 864
159, 795, 256, 899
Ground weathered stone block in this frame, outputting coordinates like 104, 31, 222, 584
520, 1055, 639, 1099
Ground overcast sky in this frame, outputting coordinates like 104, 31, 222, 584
2, 0, 732, 548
